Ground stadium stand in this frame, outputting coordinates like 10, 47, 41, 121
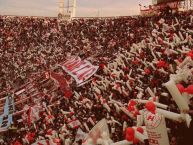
0, 10, 193, 144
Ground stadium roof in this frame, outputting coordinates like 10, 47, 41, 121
152, 0, 185, 5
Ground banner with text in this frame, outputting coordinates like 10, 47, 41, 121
0, 95, 15, 130
144, 111, 169, 145
60, 56, 99, 86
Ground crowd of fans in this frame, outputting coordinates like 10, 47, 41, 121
0, 10, 193, 145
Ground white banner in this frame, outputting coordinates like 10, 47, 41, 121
74, 128, 87, 143
165, 80, 189, 112
60, 56, 99, 86
83, 119, 109, 145
144, 111, 169, 145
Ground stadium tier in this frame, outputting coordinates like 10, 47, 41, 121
0, 10, 193, 145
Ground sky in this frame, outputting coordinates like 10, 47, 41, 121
0, 0, 152, 17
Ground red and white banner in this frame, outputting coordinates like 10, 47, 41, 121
144, 111, 169, 145
60, 56, 99, 86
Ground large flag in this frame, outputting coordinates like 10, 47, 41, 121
60, 56, 99, 86
83, 119, 109, 144
74, 128, 87, 143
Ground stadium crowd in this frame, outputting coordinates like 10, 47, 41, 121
0, 10, 193, 145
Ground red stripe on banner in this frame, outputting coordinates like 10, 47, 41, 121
61, 57, 99, 86
77, 67, 96, 81
63, 56, 80, 68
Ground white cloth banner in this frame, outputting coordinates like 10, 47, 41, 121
74, 128, 87, 143
83, 119, 109, 145
164, 80, 189, 112
60, 56, 99, 86
144, 111, 169, 145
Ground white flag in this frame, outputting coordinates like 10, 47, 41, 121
83, 119, 109, 144
74, 128, 87, 143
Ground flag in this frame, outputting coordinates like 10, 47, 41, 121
144, 111, 169, 145
60, 56, 99, 86
0, 95, 14, 129
3, 97, 9, 115
0, 114, 13, 128
74, 128, 87, 143
83, 119, 109, 144
2, 95, 15, 115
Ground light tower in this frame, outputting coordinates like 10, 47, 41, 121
58, 0, 77, 20
66, 0, 77, 18
72, 0, 77, 18
58, 0, 64, 18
